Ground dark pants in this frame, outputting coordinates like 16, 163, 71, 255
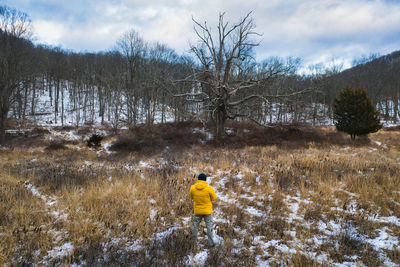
191, 214, 214, 246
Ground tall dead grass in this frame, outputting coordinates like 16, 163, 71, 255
1, 125, 399, 265
0, 173, 54, 265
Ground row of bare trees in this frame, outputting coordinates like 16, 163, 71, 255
1, 6, 399, 143
0, 5, 34, 142
1, 4, 194, 142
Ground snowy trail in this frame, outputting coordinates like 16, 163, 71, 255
25, 181, 73, 263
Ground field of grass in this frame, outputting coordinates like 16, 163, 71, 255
0, 124, 399, 266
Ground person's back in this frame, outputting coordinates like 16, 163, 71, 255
189, 173, 217, 248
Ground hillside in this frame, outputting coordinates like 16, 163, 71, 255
323, 50, 400, 123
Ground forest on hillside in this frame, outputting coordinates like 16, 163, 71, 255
1, 6, 399, 142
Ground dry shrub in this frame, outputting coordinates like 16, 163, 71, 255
273, 166, 303, 191
25, 160, 105, 192
221, 204, 249, 228
254, 216, 286, 240
28, 127, 51, 136
304, 204, 322, 222
53, 126, 77, 131
326, 231, 363, 263
206, 243, 257, 267
323, 129, 348, 145
141, 229, 193, 266
372, 131, 400, 150
46, 140, 68, 151
208, 123, 330, 148
360, 244, 383, 267
75, 126, 94, 136
343, 214, 376, 238
111, 130, 164, 153
383, 125, 400, 131
288, 253, 320, 266
75, 234, 104, 265
325, 220, 382, 266
111, 122, 205, 153
260, 191, 286, 216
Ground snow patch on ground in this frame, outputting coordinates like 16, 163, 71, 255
43, 242, 74, 261
186, 250, 208, 266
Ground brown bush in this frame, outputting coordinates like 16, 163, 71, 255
75, 126, 94, 136
383, 125, 400, 131
109, 121, 375, 152
45, 140, 67, 151
111, 122, 205, 153
207, 123, 331, 148
28, 127, 50, 136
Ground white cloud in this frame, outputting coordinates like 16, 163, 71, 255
4, 0, 400, 67
33, 19, 66, 47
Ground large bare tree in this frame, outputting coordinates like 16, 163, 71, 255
176, 12, 304, 136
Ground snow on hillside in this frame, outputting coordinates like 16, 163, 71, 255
8, 84, 175, 128
7, 85, 399, 129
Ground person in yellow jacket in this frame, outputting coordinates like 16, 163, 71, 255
189, 173, 218, 247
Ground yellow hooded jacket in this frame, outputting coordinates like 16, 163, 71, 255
189, 180, 218, 215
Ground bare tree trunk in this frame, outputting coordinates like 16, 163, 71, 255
214, 99, 226, 137
133, 95, 138, 126
0, 108, 7, 144
269, 103, 273, 124
385, 98, 390, 120
31, 78, 36, 115
49, 76, 53, 106
98, 86, 105, 125
161, 101, 165, 124
22, 82, 29, 121
61, 82, 64, 126
91, 85, 95, 123
114, 102, 119, 129
76, 85, 81, 126
83, 84, 88, 123
394, 92, 399, 123
54, 80, 59, 124
151, 98, 157, 125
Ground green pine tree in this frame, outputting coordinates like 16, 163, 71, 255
333, 85, 382, 140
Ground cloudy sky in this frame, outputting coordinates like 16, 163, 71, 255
3, 0, 400, 69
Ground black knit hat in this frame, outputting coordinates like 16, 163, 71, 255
198, 173, 207, 181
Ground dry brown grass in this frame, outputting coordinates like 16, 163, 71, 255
0, 125, 399, 265
0, 173, 54, 265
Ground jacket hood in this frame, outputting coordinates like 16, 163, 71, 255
194, 180, 208, 190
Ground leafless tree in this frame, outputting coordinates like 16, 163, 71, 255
116, 29, 147, 126
175, 12, 307, 136
0, 5, 32, 143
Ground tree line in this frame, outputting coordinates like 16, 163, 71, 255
1, 6, 399, 143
